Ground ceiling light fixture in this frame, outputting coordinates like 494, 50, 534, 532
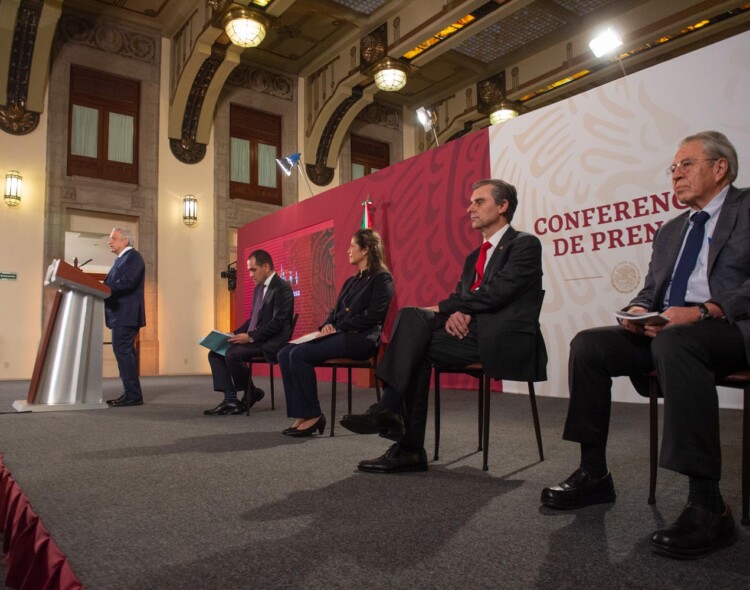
372, 58, 409, 92
223, 7, 269, 48
489, 100, 520, 125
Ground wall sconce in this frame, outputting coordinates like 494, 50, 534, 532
372, 58, 409, 92
489, 100, 520, 125
416, 107, 439, 147
4, 170, 22, 207
223, 7, 269, 48
276, 152, 314, 197
182, 194, 197, 226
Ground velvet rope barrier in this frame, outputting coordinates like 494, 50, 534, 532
0, 455, 83, 590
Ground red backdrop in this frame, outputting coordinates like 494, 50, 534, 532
237, 127, 493, 390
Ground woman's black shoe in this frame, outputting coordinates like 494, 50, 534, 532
287, 415, 326, 437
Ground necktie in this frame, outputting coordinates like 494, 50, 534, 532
248, 285, 265, 331
471, 241, 492, 290
669, 211, 709, 306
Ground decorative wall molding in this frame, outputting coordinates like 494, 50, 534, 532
0, 0, 43, 135
226, 65, 294, 101
356, 102, 400, 131
57, 14, 157, 64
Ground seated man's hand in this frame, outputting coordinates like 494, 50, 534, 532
228, 333, 251, 344
621, 306, 648, 336
445, 311, 472, 339
320, 323, 337, 334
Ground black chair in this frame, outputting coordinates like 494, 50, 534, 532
246, 313, 298, 415
647, 369, 749, 525
433, 365, 544, 471
319, 355, 381, 436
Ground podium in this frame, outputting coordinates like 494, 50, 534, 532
14, 260, 112, 412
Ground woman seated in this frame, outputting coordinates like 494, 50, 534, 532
277, 228, 394, 437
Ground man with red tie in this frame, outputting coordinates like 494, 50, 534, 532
205, 250, 294, 415
342, 179, 547, 472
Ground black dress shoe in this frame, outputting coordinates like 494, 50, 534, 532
651, 502, 736, 559
106, 394, 127, 406
540, 468, 616, 509
240, 388, 265, 413
287, 415, 326, 437
358, 444, 428, 474
340, 403, 405, 437
203, 400, 240, 416
108, 396, 143, 408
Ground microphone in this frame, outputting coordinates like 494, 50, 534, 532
78, 258, 94, 268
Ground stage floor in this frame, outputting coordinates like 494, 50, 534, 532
0, 376, 748, 589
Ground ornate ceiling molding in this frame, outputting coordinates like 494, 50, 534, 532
0, 0, 60, 135
168, 22, 243, 165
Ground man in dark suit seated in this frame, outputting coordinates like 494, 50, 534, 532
541, 131, 750, 560
205, 249, 294, 415
341, 179, 547, 472
104, 227, 146, 408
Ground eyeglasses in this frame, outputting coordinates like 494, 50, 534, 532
665, 158, 718, 177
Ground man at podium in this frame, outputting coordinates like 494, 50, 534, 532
104, 227, 146, 407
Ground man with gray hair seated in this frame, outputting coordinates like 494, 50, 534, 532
541, 131, 750, 559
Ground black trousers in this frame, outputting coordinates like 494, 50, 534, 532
563, 321, 748, 480
376, 307, 481, 451
208, 343, 262, 399
112, 325, 142, 400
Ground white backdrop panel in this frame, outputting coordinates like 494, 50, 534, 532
490, 31, 750, 408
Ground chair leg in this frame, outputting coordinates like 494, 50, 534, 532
373, 358, 381, 403
649, 377, 659, 505
477, 376, 484, 452
246, 363, 253, 416
527, 382, 544, 462
330, 367, 337, 437
434, 370, 441, 461
268, 363, 276, 410
482, 374, 491, 471
347, 367, 353, 415
743, 384, 749, 526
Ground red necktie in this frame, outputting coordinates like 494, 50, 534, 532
471, 241, 492, 290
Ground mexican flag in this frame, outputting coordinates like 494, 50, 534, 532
360, 199, 373, 229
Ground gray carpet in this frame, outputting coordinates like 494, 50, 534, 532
0, 376, 747, 589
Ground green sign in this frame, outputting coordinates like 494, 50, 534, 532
0, 272, 17, 280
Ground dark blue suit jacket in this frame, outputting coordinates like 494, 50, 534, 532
104, 248, 146, 329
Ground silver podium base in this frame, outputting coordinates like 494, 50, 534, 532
13, 400, 109, 412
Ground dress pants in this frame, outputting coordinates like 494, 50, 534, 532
376, 307, 481, 451
278, 333, 375, 419
208, 343, 263, 398
563, 321, 748, 480
112, 325, 142, 400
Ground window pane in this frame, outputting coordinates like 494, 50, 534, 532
231, 138, 250, 183
258, 143, 277, 188
371, 167, 380, 174
71, 105, 99, 158
352, 163, 365, 180
108, 113, 134, 164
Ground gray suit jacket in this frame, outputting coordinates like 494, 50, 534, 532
629, 185, 750, 365
438, 227, 548, 382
